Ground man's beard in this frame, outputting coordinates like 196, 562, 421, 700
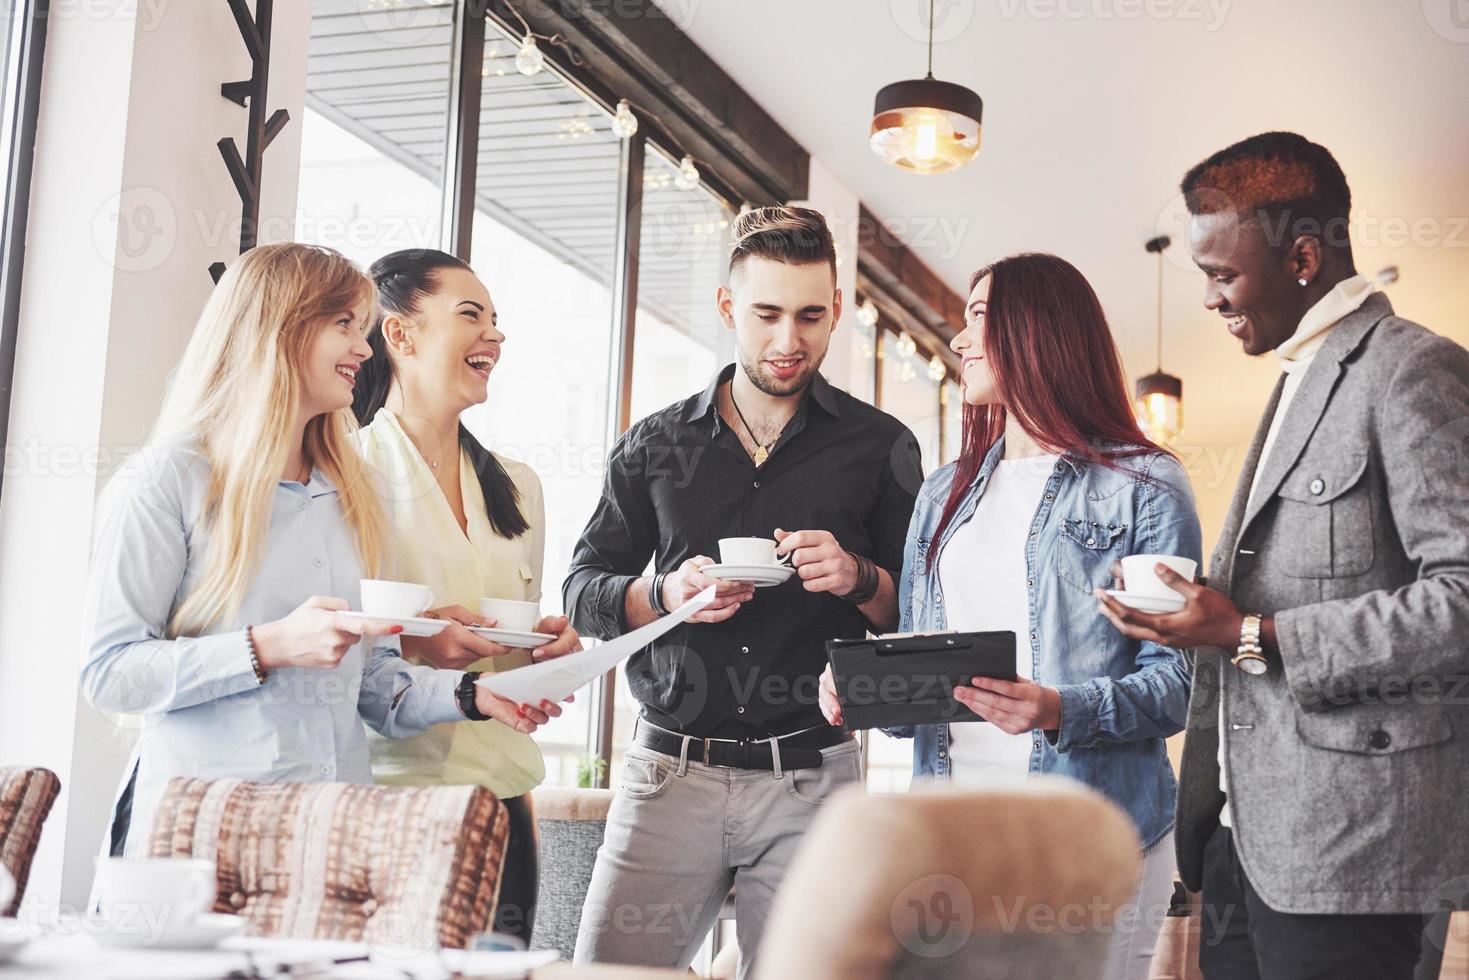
738, 349, 824, 397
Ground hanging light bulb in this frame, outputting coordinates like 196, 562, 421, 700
612, 99, 638, 139
856, 298, 879, 328
1136, 236, 1184, 445
514, 34, 544, 76
870, 0, 983, 174
674, 155, 700, 190
928, 354, 947, 382
896, 331, 917, 359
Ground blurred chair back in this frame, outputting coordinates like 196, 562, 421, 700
755, 779, 1142, 980
0, 766, 61, 917
148, 777, 508, 950
529, 786, 613, 961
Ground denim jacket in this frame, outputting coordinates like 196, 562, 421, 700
890, 437, 1202, 849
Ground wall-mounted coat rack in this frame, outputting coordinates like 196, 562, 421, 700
209, 0, 290, 283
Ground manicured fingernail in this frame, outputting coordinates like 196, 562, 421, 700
391, 626, 404, 634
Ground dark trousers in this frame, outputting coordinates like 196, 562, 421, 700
1199, 824, 1437, 980
492, 792, 539, 946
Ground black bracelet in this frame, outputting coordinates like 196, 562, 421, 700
649, 571, 670, 616
245, 626, 267, 685
456, 671, 488, 721
839, 552, 880, 605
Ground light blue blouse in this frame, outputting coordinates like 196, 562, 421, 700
80, 439, 464, 856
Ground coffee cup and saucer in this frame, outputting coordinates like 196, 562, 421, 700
467, 598, 555, 649
338, 580, 451, 637
701, 537, 796, 588
1104, 554, 1198, 614
89, 857, 247, 951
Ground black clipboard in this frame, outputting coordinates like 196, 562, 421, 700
825, 630, 1018, 730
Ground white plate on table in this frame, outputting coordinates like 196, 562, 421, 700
465, 625, 556, 649
1105, 589, 1185, 615
702, 563, 795, 587
338, 611, 450, 637
94, 912, 247, 951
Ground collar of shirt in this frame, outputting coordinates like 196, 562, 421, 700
280, 467, 336, 498
682, 362, 842, 425
1276, 274, 1375, 376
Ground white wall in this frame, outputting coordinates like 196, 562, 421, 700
0, 0, 310, 909
794, 157, 863, 394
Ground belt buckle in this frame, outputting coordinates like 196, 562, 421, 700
702, 738, 712, 766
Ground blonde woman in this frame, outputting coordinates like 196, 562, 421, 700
352, 248, 581, 944
81, 243, 562, 858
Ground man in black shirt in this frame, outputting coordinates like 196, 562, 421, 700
567, 206, 921, 976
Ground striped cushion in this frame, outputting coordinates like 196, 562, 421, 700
148, 777, 508, 951
0, 767, 61, 917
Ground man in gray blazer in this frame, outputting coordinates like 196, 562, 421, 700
1100, 131, 1469, 980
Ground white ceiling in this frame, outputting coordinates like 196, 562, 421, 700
655, 0, 1469, 492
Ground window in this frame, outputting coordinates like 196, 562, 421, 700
878, 329, 941, 475
462, 21, 626, 787
826, 315, 876, 403
296, 1, 456, 261
941, 377, 963, 465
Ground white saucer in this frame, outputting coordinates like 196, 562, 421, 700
338, 610, 450, 637
1105, 589, 1185, 615
466, 625, 557, 649
703, 563, 795, 587
95, 912, 247, 951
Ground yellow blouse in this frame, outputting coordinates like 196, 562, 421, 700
357, 408, 547, 798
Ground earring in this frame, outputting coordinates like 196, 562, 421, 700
1297, 278, 1309, 287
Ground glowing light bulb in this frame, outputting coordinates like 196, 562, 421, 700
674, 155, 700, 190
928, 355, 947, 381
514, 35, 543, 76
612, 99, 638, 138
912, 108, 943, 162
856, 299, 879, 328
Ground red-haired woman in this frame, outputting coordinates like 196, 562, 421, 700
821, 253, 1202, 980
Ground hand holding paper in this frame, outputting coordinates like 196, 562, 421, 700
476, 587, 716, 706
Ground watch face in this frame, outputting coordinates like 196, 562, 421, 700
1234, 654, 1268, 676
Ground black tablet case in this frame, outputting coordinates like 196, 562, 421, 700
825, 631, 1018, 729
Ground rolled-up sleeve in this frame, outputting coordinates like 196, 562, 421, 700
81, 455, 260, 715
562, 429, 659, 640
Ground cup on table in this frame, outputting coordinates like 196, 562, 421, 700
360, 579, 433, 618
719, 536, 779, 567
480, 597, 539, 633
1120, 554, 1198, 600
90, 857, 216, 934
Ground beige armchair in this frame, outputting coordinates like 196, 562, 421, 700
755, 778, 1142, 980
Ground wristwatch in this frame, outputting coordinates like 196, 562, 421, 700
1233, 615, 1268, 675
456, 671, 488, 720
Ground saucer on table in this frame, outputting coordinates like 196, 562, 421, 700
702, 563, 795, 587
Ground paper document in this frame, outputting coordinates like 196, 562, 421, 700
476, 586, 715, 705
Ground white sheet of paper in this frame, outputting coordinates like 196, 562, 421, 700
476, 586, 715, 705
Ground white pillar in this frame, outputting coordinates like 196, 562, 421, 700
0, 0, 310, 908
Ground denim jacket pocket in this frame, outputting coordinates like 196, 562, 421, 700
1056, 517, 1128, 594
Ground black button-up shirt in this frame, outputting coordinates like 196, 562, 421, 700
563, 364, 922, 739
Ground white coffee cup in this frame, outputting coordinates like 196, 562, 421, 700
90, 857, 216, 935
480, 597, 540, 633
1120, 554, 1198, 599
360, 580, 433, 619
719, 537, 778, 567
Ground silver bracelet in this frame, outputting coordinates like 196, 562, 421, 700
1232, 614, 1267, 675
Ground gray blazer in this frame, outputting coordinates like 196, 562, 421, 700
1176, 291, 1469, 915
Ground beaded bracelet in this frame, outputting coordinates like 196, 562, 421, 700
245, 625, 267, 685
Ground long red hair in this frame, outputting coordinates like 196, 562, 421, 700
929, 253, 1168, 569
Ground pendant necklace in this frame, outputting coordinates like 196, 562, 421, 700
729, 387, 789, 466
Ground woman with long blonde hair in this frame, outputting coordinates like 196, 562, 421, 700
82, 243, 560, 857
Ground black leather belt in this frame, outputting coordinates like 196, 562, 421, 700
635, 719, 850, 771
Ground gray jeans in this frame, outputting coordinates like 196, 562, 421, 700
573, 731, 862, 979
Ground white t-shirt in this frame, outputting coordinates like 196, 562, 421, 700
937, 454, 1058, 785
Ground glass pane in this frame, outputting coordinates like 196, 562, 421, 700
879, 331, 940, 475
463, 21, 625, 787
296, 0, 455, 260
628, 148, 734, 424
864, 730, 914, 794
